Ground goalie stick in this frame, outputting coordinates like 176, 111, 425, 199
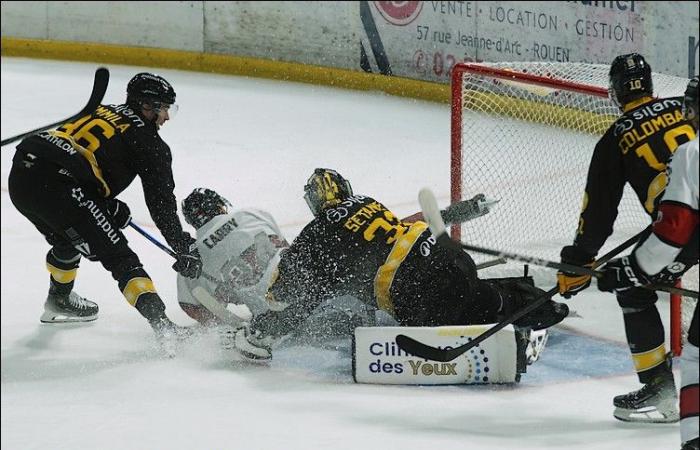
1, 67, 110, 147
394, 189, 651, 363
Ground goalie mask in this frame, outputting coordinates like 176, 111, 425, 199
182, 188, 231, 229
303, 168, 353, 216
682, 76, 699, 129
608, 53, 653, 110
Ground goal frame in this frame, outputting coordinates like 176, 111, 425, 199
449, 62, 688, 356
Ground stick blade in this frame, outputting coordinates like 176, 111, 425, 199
418, 188, 446, 236
395, 334, 459, 362
83, 67, 110, 113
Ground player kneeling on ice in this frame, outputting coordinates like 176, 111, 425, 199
176, 188, 291, 348
231, 168, 568, 381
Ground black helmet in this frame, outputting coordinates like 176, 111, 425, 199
127, 72, 176, 108
608, 53, 653, 109
682, 76, 699, 127
303, 168, 353, 216
182, 188, 231, 229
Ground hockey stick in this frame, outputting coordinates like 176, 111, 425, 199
457, 242, 697, 298
128, 221, 221, 284
1, 67, 110, 147
128, 221, 245, 326
475, 257, 507, 271
401, 194, 498, 224
394, 189, 649, 362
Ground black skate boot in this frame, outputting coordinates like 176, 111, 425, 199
681, 438, 699, 450
40, 284, 98, 323
613, 355, 679, 423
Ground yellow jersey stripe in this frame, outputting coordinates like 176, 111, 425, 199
632, 344, 667, 372
50, 130, 111, 197
122, 277, 157, 307
46, 263, 77, 284
374, 221, 429, 315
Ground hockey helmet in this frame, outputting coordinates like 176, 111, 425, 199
182, 188, 231, 229
303, 168, 353, 216
682, 76, 699, 128
608, 53, 653, 109
127, 72, 176, 111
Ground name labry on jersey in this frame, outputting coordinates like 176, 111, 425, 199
203, 217, 239, 249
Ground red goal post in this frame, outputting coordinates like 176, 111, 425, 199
449, 61, 696, 356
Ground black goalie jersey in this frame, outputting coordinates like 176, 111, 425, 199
267, 195, 489, 328
574, 96, 696, 257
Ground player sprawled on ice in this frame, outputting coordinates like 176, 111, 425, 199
176, 189, 292, 332
229, 168, 569, 362
8, 72, 202, 342
557, 54, 697, 424
598, 77, 699, 450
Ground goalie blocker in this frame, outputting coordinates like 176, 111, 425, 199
352, 325, 547, 384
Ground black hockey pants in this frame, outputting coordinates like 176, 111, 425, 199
8, 149, 146, 291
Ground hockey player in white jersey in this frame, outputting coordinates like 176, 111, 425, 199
599, 76, 699, 450
177, 188, 288, 326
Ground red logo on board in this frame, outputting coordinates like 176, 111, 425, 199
374, 1, 423, 26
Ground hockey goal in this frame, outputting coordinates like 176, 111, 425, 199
450, 62, 697, 355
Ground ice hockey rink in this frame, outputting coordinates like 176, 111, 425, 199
0, 58, 685, 450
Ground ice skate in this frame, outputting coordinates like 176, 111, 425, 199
40, 291, 98, 323
613, 361, 679, 423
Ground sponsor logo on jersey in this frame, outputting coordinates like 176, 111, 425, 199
618, 109, 685, 153
70, 188, 120, 245
39, 131, 77, 155
112, 104, 145, 128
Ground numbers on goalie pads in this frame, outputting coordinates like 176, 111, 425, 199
352, 325, 525, 384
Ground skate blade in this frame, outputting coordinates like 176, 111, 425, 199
613, 407, 680, 423
40, 312, 97, 323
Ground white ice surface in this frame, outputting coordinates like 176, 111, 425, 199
1, 58, 682, 450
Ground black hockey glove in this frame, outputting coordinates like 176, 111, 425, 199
107, 199, 131, 229
557, 245, 595, 299
597, 256, 650, 294
172, 236, 203, 279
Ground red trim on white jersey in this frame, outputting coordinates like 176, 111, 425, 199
635, 138, 699, 275
654, 202, 700, 247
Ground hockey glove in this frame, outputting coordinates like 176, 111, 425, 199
557, 245, 595, 298
172, 242, 203, 279
107, 199, 131, 229
597, 256, 650, 294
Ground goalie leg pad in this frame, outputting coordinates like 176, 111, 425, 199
353, 325, 528, 384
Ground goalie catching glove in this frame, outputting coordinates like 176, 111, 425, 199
558, 245, 595, 298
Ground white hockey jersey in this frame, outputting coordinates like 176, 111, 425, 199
635, 137, 699, 275
177, 209, 288, 318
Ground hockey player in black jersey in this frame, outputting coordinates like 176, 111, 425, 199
557, 54, 697, 423
232, 168, 569, 361
8, 72, 202, 339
